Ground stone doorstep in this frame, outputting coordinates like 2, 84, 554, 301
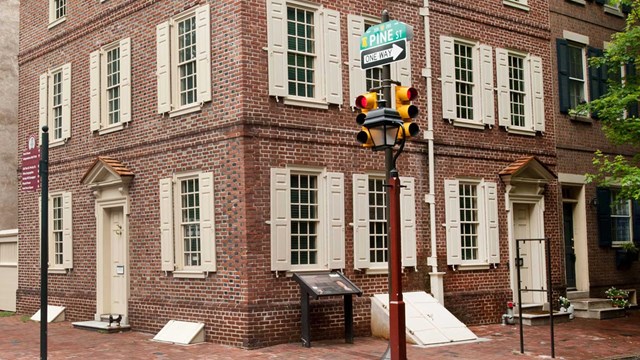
573, 307, 626, 320
572, 298, 614, 310
566, 291, 589, 300
72, 320, 131, 334
513, 311, 571, 326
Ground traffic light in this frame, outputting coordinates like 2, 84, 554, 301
394, 86, 419, 140
355, 92, 378, 147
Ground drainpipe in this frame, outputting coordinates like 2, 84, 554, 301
420, 0, 445, 304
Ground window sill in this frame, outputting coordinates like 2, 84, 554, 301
284, 269, 330, 277
172, 270, 209, 279
569, 114, 593, 124
566, 0, 585, 5
503, 0, 529, 11
282, 97, 329, 110
48, 268, 69, 274
453, 264, 493, 271
604, 5, 624, 17
98, 123, 125, 135
505, 126, 536, 136
449, 119, 486, 130
168, 103, 203, 118
48, 16, 67, 29
49, 139, 67, 148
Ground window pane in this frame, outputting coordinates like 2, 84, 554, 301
290, 173, 319, 265
286, 6, 315, 98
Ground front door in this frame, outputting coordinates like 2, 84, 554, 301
563, 203, 577, 290
104, 207, 127, 316
513, 203, 546, 304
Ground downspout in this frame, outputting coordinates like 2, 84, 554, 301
420, 0, 445, 304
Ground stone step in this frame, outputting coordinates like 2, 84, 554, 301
573, 307, 626, 320
514, 303, 544, 313
572, 298, 613, 310
513, 310, 571, 326
567, 291, 589, 300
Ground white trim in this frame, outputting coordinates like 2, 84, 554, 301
563, 30, 589, 45
503, 0, 529, 11
558, 173, 586, 185
567, 0, 586, 4
604, 3, 624, 17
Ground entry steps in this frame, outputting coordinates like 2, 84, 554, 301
567, 290, 629, 320
513, 304, 571, 326
72, 313, 130, 333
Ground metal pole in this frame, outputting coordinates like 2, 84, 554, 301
388, 171, 406, 360
40, 126, 49, 360
516, 240, 524, 354
546, 237, 555, 358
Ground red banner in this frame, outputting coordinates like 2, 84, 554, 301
21, 135, 40, 192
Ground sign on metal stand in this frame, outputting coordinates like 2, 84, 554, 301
360, 20, 413, 70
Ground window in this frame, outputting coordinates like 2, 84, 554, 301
270, 168, 344, 272
267, 0, 343, 108
440, 36, 495, 129
444, 179, 499, 268
353, 174, 417, 271
45, 192, 73, 273
156, 5, 211, 117
496, 48, 545, 133
503, 0, 529, 11
90, 39, 132, 134
159, 172, 216, 277
49, 0, 66, 27
557, 37, 597, 115
347, 15, 411, 109
596, 187, 640, 248
39, 64, 71, 146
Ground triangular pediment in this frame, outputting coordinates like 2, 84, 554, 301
81, 156, 134, 187
500, 156, 556, 184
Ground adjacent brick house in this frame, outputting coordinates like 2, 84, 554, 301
15, 0, 635, 350
551, 0, 640, 299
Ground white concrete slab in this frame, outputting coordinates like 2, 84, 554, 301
153, 320, 205, 345
31, 306, 65, 323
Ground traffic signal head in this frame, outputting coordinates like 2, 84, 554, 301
394, 86, 420, 140
356, 127, 373, 148
355, 92, 378, 125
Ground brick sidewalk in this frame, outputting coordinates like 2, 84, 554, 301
0, 311, 639, 359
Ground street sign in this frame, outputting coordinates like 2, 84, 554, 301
21, 134, 40, 192
360, 20, 413, 51
361, 40, 406, 70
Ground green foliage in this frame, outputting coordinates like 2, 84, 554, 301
581, 0, 640, 196
0, 311, 15, 317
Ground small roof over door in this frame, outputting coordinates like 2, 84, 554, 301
81, 156, 134, 187
499, 156, 556, 185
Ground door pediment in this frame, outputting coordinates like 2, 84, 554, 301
81, 156, 134, 189
500, 156, 556, 195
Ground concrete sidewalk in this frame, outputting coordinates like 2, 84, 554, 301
0, 311, 639, 359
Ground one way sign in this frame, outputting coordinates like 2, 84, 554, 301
360, 40, 406, 70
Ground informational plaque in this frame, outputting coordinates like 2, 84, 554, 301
21, 135, 40, 192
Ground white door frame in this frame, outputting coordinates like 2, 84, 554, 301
95, 192, 130, 324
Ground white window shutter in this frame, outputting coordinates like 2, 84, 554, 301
120, 38, 132, 124
62, 192, 73, 269
495, 48, 510, 128
352, 174, 370, 270
159, 178, 174, 271
479, 44, 494, 126
396, 43, 412, 87
400, 177, 417, 268
266, 0, 287, 98
347, 15, 366, 108
530, 56, 545, 132
444, 179, 462, 265
39, 73, 48, 145
195, 5, 212, 104
270, 168, 290, 271
326, 172, 345, 269
523, 55, 533, 130
323, 9, 343, 105
199, 172, 216, 272
485, 181, 500, 264
440, 36, 456, 120
89, 51, 101, 132
61, 63, 72, 140
156, 21, 171, 114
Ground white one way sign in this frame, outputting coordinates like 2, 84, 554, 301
360, 40, 406, 70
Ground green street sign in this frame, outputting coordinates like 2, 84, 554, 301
360, 20, 413, 51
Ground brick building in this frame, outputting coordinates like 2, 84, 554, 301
16, 0, 632, 350
551, 0, 640, 300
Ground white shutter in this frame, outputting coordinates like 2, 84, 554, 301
523, 55, 533, 130
39, 73, 48, 145
61, 63, 72, 140
266, 0, 288, 98
62, 192, 73, 269
440, 36, 456, 120
120, 38, 132, 124
400, 177, 416, 268
484, 181, 500, 264
348, 15, 366, 108
323, 9, 342, 105
89, 50, 101, 131
196, 5, 212, 104
159, 178, 174, 271
199, 172, 216, 272
479, 44, 494, 126
396, 43, 412, 87
156, 21, 171, 114
326, 172, 345, 269
270, 168, 290, 271
530, 56, 545, 132
495, 48, 510, 128
444, 179, 461, 265
352, 174, 370, 269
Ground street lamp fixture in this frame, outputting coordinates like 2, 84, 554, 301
357, 107, 403, 151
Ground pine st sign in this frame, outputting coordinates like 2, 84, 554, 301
360, 20, 413, 70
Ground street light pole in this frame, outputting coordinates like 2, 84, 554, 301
40, 126, 49, 360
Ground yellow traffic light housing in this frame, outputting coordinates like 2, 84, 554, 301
355, 92, 378, 147
394, 86, 419, 140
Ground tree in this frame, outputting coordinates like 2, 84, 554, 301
584, 0, 640, 201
